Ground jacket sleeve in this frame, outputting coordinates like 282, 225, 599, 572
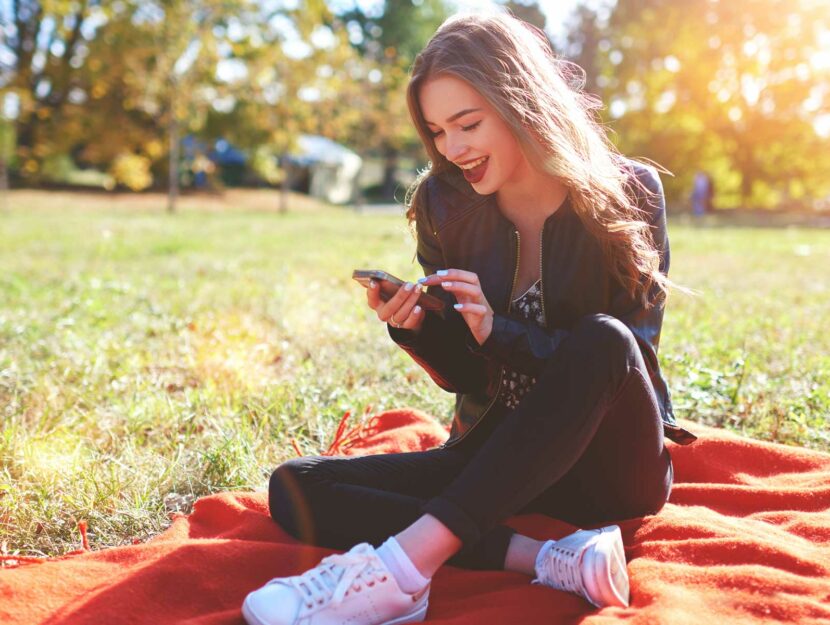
468, 312, 569, 376
387, 181, 490, 393
468, 164, 669, 379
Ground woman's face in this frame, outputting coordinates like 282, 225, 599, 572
419, 75, 529, 195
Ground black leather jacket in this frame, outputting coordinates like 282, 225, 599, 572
389, 160, 697, 447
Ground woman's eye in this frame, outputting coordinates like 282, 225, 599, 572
461, 121, 481, 132
429, 129, 444, 138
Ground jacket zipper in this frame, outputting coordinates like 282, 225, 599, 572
539, 227, 546, 323
509, 229, 521, 309
443, 229, 520, 448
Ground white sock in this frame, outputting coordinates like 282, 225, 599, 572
376, 537, 430, 594
534, 539, 557, 575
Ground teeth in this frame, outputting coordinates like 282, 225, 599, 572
459, 156, 488, 170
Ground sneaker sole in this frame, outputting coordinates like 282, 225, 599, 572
241, 595, 428, 625
241, 597, 263, 625
381, 601, 429, 624
586, 526, 630, 608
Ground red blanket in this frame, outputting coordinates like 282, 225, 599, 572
2, 409, 829, 624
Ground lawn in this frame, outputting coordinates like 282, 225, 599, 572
1, 190, 828, 559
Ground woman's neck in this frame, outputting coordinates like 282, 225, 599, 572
496, 164, 569, 226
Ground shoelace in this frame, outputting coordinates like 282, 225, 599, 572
285, 545, 389, 610
532, 541, 589, 597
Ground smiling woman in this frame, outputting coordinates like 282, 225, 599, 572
420, 78, 528, 190
243, 11, 696, 625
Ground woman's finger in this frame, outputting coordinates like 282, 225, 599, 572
417, 268, 480, 287
376, 282, 419, 322
453, 302, 489, 316
439, 280, 483, 301
385, 283, 422, 325
366, 280, 382, 310
436, 268, 481, 285
399, 305, 424, 330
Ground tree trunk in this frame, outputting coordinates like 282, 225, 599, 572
740, 170, 753, 209
381, 143, 398, 202
279, 154, 290, 214
353, 161, 364, 213
168, 111, 179, 214
0, 157, 8, 211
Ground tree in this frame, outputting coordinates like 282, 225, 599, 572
80, 0, 257, 210
0, 0, 105, 183
198, 0, 366, 211
562, 4, 606, 98
0, 0, 255, 205
0, 113, 11, 212
334, 0, 449, 201
503, 0, 547, 32
595, 0, 830, 208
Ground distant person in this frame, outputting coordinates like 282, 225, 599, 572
191, 153, 215, 189
242, 12, 696, 625
691, 171, 714, 216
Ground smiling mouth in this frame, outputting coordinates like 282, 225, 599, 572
457, 156, 488, 170
459, 156, 489, 184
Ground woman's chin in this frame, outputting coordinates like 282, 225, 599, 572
468, 172, 498, 194
470, 179, 498, 195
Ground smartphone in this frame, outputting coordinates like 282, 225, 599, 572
352, 269, 445, 312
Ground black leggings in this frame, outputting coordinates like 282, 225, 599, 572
269, 314, 673, 570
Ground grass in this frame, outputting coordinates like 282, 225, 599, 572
1, 190, 828, 560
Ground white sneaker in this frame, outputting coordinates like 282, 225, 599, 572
533, 525, 630, 608
242, 543, 430, 625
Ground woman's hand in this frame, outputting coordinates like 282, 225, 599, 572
418, 269, 493, 345
366, 280, 425, 332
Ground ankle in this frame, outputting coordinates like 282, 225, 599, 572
376, 537, 430, 594
504, 534, 548, 576
394, 514, 461, 578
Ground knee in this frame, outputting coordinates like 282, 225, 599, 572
573, 314, 638, 362
268, 457, 319, 535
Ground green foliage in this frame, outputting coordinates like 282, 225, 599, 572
331, 0, 449, 198
0, 117, 14, 160
502, 1, 547, 31
40, 154, 77, 182
41, 154, 115, 189
337, 0, 449, 63
250, 147, 284, 186
3, 0, 364, 185
569, 0, 830, 208
4, 0, 828, 210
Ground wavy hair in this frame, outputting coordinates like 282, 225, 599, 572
405, 11, 673, 306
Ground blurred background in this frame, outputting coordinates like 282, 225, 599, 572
2, 0, 828, 214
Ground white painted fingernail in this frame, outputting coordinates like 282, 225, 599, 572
369, 280, 376, 288
404, 282, 414, 291
454, 303, 463, 310
414, 305, 422, 314
437, 270, 449, 276
442, 281, 452, 287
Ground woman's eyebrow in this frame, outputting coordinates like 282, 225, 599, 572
425, 108, 482, 125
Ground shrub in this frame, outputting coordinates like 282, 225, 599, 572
110, 153, 153, 191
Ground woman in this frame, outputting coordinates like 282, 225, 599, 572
243, 12, 696, 625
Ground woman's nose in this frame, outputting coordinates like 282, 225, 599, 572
445, 134, 468, 162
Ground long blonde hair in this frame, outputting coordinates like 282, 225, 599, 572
405, 12, 672, 306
